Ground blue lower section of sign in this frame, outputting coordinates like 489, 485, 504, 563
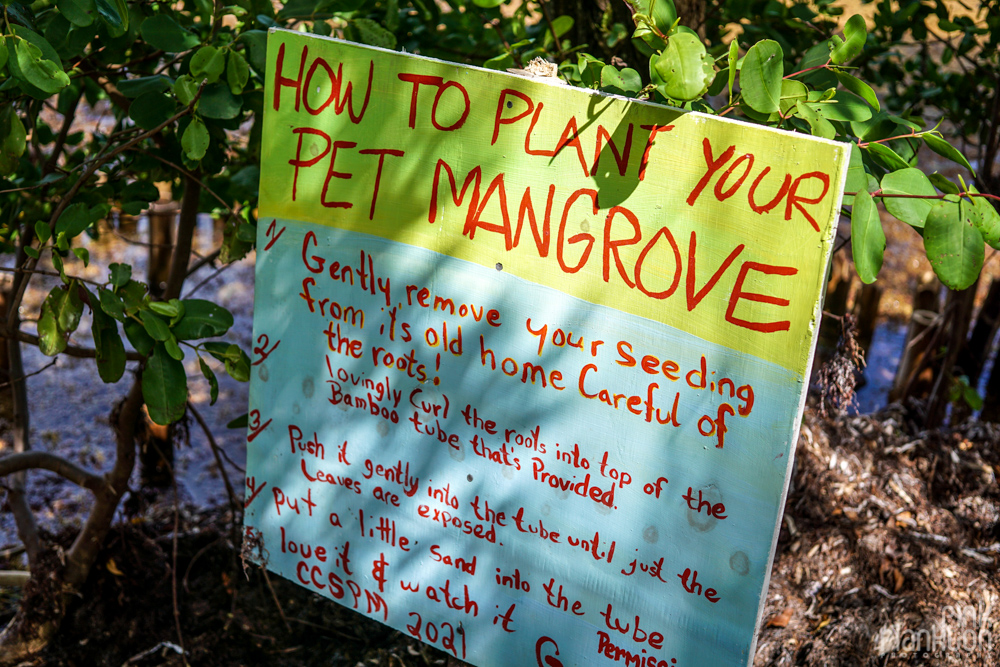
245, 219, 802, 667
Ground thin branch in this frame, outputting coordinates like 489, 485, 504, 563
130, 148, 238, 217
857, 129, 922, 148
42, 91, 83, 176
0, 359, 57, 390
846, 190, 1000, 203
0, 451, 105, 493
182, 263, 232, 299
185, 249, 221, 280
262, 567, 292, 633
9, 331, 143, 362
784, 61, 831, 80
483, 17, 523, 69
0, 266, 104, 288
538, 0, 565, 59
187, 401, 239, 519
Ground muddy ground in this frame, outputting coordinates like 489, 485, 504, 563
0, 398, 995, 667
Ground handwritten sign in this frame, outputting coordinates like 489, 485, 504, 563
244, 28, 848, 667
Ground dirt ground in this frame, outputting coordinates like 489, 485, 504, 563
0, 397, 995, 667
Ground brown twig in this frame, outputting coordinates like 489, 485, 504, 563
187, 401, 240, 519
183, 263, 232, 299
0, 266, 104, 288
7, 331, 143, 362
538, 0, 565, 58
261, 567, 291, 633
185, 249, 222, 281
130, 148, 239, 217
483, 17, 523, 69
0, 359, 57, 390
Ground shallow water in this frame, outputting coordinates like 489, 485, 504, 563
0, 215, 253, 547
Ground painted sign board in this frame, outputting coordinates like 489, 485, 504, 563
244, 27, 848, 667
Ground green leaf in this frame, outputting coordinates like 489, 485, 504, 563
963, 384, 984, 411
34, 220, 51, 244
129, 92, 176, 131
830, 14, 867, 65
37, 312, 64, 356
967, 191, 1000, 250
202, 340, 239, 362
238, 30, 267, 73
225, 346, 251, 382
349, 18, 396, 49
625, 0, 677, 34
653, 32, 715, 102
842, 143, 866, 205
55, 202, 97, 237
226, 50, 250, 95
471, 0, 503, 6
149, 300, 182, 319
123, 318, 154, 356
14, 38, 70, 95
794, 100, 835, 140
94, 0, 128, 30
173, 74, 198, 105
600, 65, 629, 92
833, 70, 879, 112
740, 40, 783, 114
117, 75, 173, 98
198, 356, 219, 405
924, 199, 984, 290
109, 262, 131, 288
880, 168, 937, 228
121, 180, 159, 203
198, 82, 242, 119
727, 39, 737, 103
190, 46, 225, 83
143, 343, 188, 425
72, 248, 89, 266
164, 336, 185, 361
851, 189, 885, 284
483, 52, 513, 71
928, 173, 959, 195
226, 413, 248, 429
140, 310, 172, 342
182, 116, 209, 161
58, 0, 96, 27
98, 288, 126, 321
91, 303, 126, 383
140, 14, 200, 52
0, 106, 25, 175
119, 279, 147, 315
779, 79, 807, 115
171, 299, 234, 340
807, 92, 872, 122
23, 246, 40, 259
867, 142, 909, 170
923, 133, 975, 176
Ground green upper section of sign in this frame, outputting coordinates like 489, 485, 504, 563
258, 29, 849, 374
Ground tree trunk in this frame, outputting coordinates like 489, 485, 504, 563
147, 203, 175, 300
